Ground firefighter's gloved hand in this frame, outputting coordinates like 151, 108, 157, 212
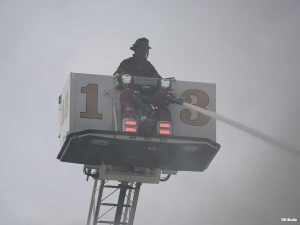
167, 92, 184, 105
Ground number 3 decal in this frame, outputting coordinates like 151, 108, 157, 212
80, 83, 102, 119
180, 89, 210, 126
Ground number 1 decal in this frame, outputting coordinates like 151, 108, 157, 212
80, 83, 102, 119
180, 89, 210, 126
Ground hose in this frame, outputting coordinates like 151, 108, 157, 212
182, 102, 300, 158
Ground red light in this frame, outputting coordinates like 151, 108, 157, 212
125, 127, 137, 133
159, 123, 171, 128
125, 120, 137, 126
159, 130, 171, 135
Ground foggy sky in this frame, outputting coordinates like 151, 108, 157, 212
0, 1, 299, 225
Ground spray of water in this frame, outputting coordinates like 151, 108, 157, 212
182, 102, 300, 158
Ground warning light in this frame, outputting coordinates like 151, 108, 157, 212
159, 130, 171, 135
157, 121, 172, 136
125, 120, 137, 126
125, 127, 137, 133
123, 118, 138, 134
159, 123, 171, 128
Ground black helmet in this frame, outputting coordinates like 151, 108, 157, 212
130, 37, 152, 51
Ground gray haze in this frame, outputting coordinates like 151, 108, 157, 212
0, 1, 299, 225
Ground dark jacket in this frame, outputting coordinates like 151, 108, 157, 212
115, 54, 161, 78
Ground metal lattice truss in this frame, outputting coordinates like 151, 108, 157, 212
86, 178, 141, 225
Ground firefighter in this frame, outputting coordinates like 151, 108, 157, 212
114, 38, 172, 124
114, 37, 161, 78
